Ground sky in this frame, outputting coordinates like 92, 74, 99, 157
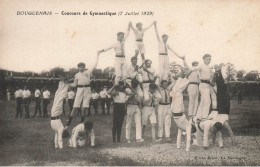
0, 0, 260, 74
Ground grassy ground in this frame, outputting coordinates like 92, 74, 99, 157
0, 100, 259, 166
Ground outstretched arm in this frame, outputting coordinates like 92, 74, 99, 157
168, 45, 183, 59
126, 83, 137, 95
99, 45, 114, 53
130, 22, 138, 33
89, 52, 100, 74
154, 21, 161, 42
107, 85, 116, 96
123, 22, 131, 42
143, 22, 155, 32
181, 55, 189, 69
223, 121, 236, 146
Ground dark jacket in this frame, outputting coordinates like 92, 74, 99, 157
215, 70, 230, 115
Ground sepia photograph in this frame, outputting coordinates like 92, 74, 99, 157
0, 0, 259, 166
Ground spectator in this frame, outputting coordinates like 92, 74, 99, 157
42, 87, 51, 118
33, 87, 42, 117
7, 89, 10, 101
91, 89, 100, 115
22, 86, 31, 118
14, 87, 23, 118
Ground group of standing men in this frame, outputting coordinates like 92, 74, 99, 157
50, 21, 234, 150
14, 86, 51, 118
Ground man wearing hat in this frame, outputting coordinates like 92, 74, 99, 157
191, 54, 212, 120
187, 61, 200, 119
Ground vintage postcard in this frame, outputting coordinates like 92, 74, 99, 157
0, 0, 259, 166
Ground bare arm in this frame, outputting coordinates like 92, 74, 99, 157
182, 56, 189, 69
126, 84, 137, 95
154, 21, 161, 42
143, 67, 155, 75
168, 45, 183, 59
99, 45, 114, 53
130, 22, 138, 33
107, 85, 116, 96
123, 22, 131, 42
143, 22, 155, 32
88, 52, 100, 74
223, 122, 235, 145
167, 79, 176, 91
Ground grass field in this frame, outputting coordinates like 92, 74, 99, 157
0, 100, 259, 166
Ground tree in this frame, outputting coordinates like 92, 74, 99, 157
236, 69, 246, 81
23, 71, 34, 77
103, 67, 115, 78
39, 70, 50, 77
49, 67, 66, 77
225, 63, 237, 81
244, 70, 259, 81
68, 68, 78, 78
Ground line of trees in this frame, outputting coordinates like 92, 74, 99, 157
219, 63, 259, 81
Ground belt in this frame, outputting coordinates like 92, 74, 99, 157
77, 85, 90, 88
143, 80, 153, 83
189, 82, 199, 86
172, 113, 183, 117
144, 105, 154, 107
159, 53, 168, 55
51, 116, 60, 120
136, 39, 143, 42
126, 77, 132, 80
200, 80, 210, 84
115, 55, 125, 58
159, 102, 170, 105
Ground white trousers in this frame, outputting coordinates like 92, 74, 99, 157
173, 115, 192, 151
197, 83, 211, 119
74, 87, 91, 108
143, 84, 161, 102
51, 119, 64, 149
114, 57, 128, 84
157, 104, 171, 138
187, 84, 199, 118
158, 55, 169, 81
210, 86, 217, 110
126, 105, 142, 140
142, 106, 157, 125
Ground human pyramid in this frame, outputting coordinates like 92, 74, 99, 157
50, 21, 235, 151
